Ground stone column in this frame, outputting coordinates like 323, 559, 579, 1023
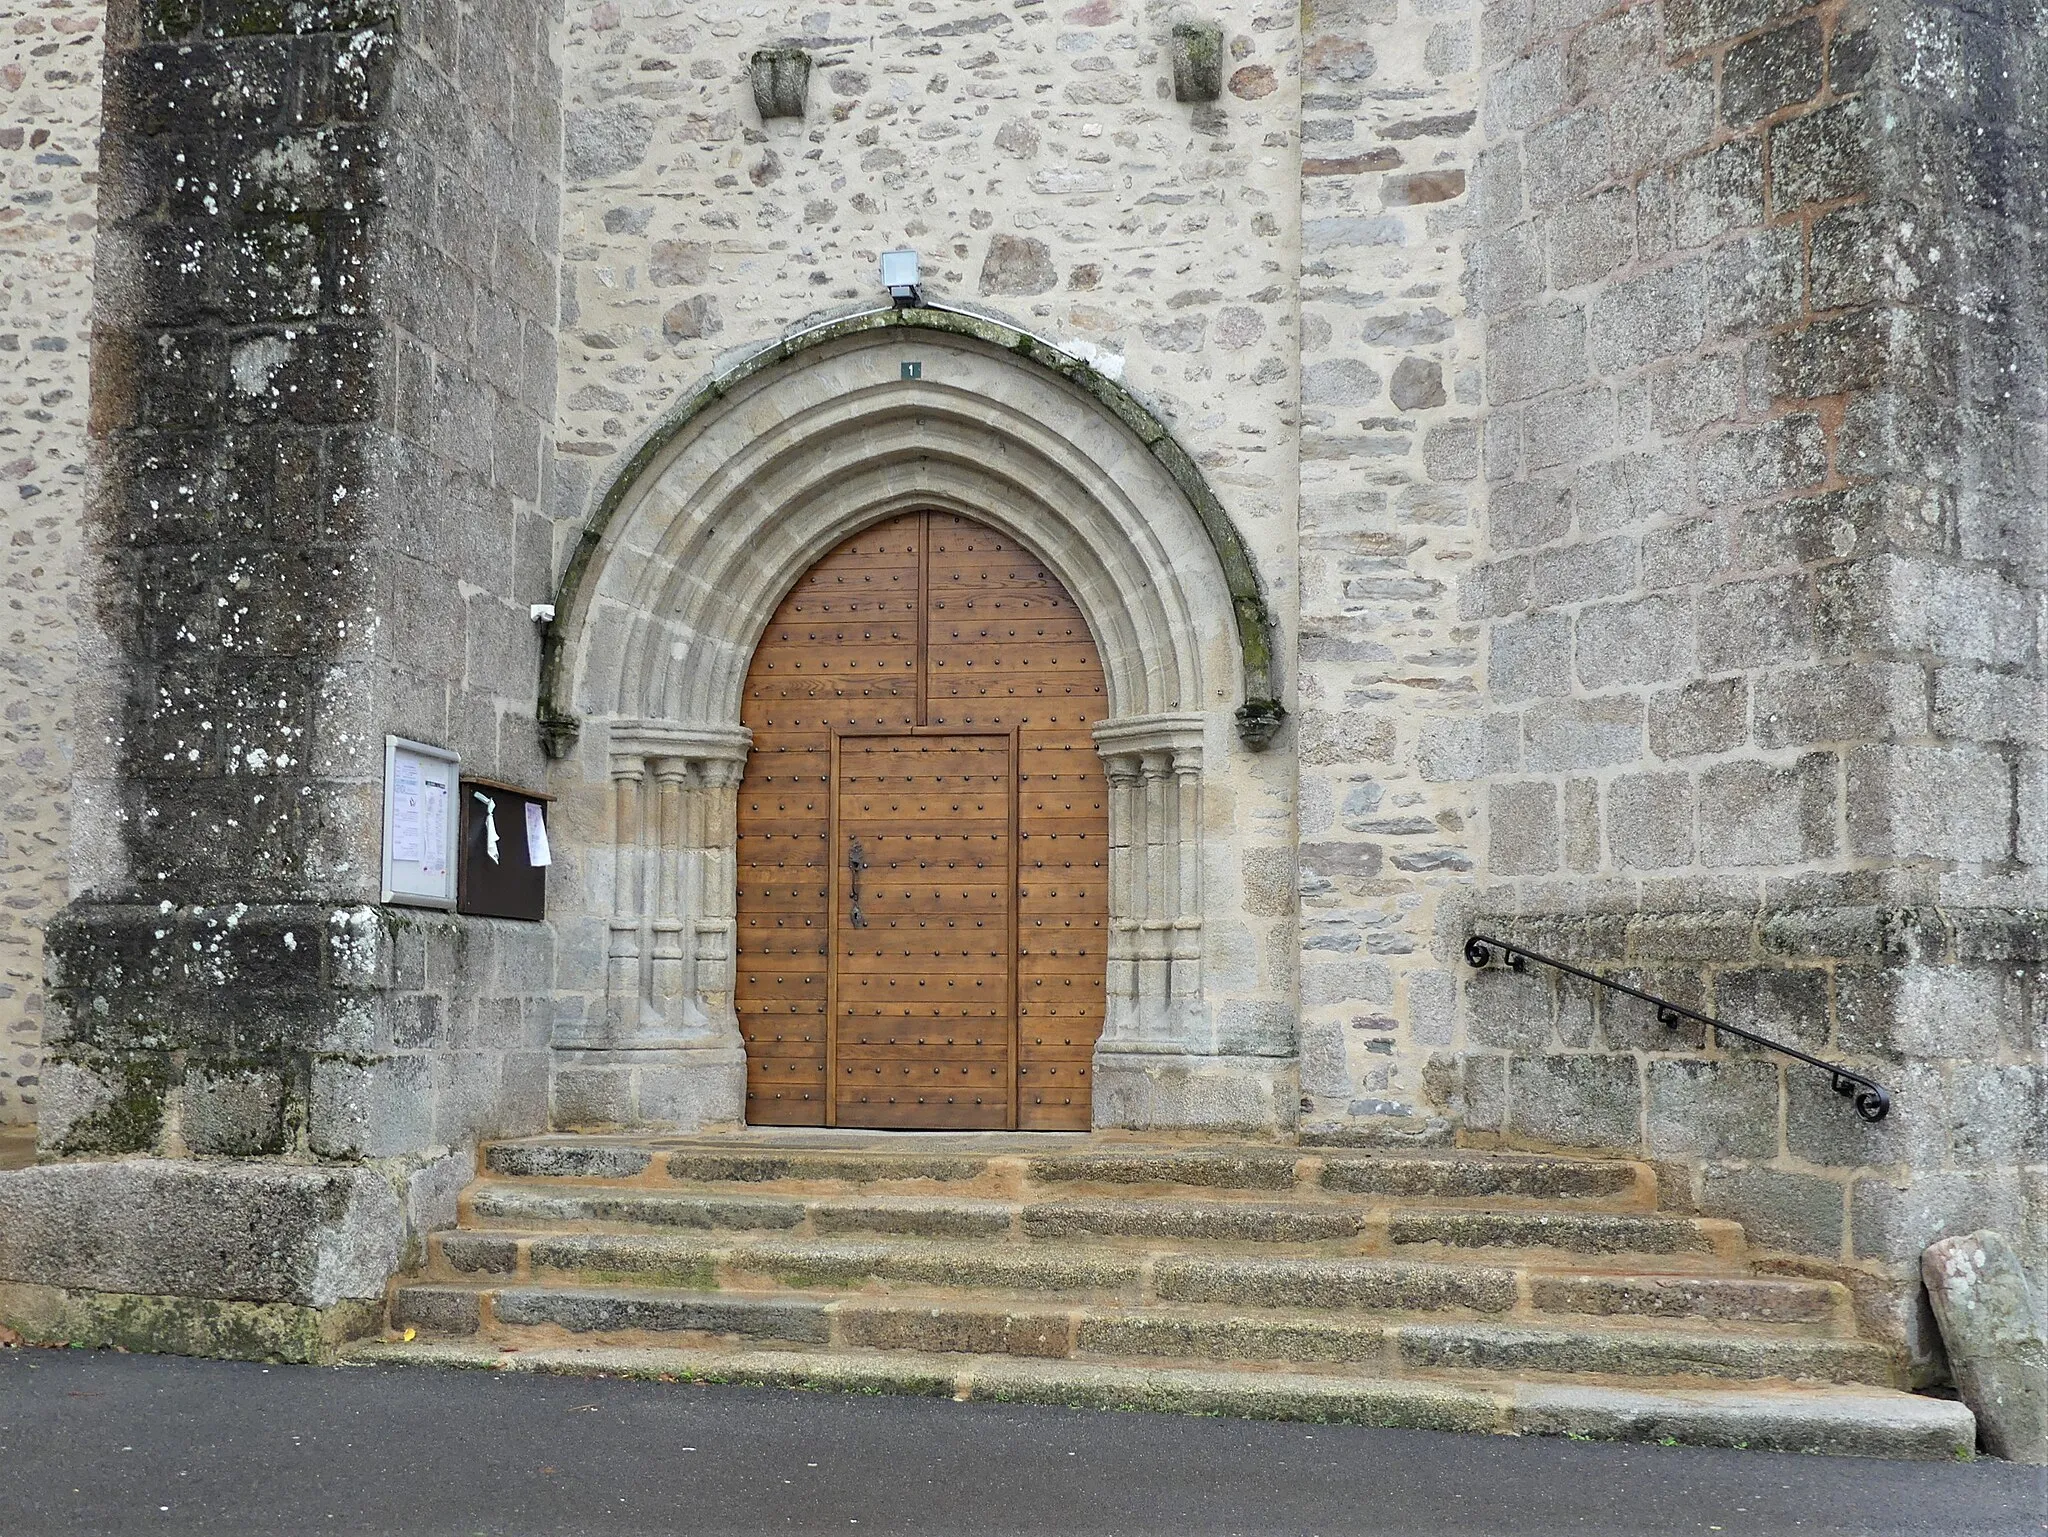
1104, 756, 1142, 1042
605, 757, 650, 1036
1092, 716, 1209, 1054
1138, 750, 1174, 1041
1090, 714, 1292, 1134
554, 723, 751, 1132
649, 758, 692, 1030
1171, 743, 1204, 1030
693, 758, 743, 1037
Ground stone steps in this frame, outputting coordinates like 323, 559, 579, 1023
389, 1280, 1898, 1387
462, 1184, 1741, 1262
356, 1133, 1970, 1458
482, 1137, 1655, 1209
428, 1228, 1848, 1330
337, 1339, 1978, 1462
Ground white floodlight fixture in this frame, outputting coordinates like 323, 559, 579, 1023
881, 248, 922, 307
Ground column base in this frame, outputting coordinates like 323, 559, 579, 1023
1091, 1051, 1299, 1138
550, 1045, 746, 1132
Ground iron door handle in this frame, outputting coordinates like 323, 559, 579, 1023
847, 837, 868, 928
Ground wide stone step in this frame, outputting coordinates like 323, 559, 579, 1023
463, 1183, 1734, 1259
339, 1338, 1969, 1459
481, 1138, 1652, 1209
429, 1230, 1845, 1330
391, 1280, 1896, 1388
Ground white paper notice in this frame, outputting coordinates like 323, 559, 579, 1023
474, 790, 500, 864
525, 801, 552, 868
390, 755, 423, 863
420, 769, 449, 877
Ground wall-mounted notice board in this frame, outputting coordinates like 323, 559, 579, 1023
381, 736, 461, 909
458, 777, 552, 922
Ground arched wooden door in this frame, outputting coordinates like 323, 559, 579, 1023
735, 511, 1111, 1130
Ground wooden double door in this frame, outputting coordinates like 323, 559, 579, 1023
736, 511, 1110, 1130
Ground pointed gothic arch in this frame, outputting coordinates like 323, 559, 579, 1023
542, 305, 1291, 1133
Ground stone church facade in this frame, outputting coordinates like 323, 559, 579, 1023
0, 0, 2042, 1402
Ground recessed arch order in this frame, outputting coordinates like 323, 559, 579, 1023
540, 304, 1283, 757
541, 304, 1286, 1132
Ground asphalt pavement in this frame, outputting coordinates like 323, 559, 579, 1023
0, 1347, 2041, 1536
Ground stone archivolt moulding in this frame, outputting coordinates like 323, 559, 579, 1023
549, 310, 1280, 1124
540, 305, 1283, 754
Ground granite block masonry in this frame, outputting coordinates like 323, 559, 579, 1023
0, 0, 2038, 1380
0, 0, 563, 1352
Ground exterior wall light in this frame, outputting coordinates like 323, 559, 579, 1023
880, 248, 922, 307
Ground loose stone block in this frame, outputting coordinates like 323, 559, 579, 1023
1576, 595, 1694, 688
1696, 575, 1816, 672
1845, 744, 2013, 863
1524, 696, 1644, 773
1769, 98, 1875, 214
1922, 1231, 2048, 1463
1606, 773, 1694, 870
1648, 678, 1748, 760
1754, 663, 1923, 749
1588, 259, 1705, 372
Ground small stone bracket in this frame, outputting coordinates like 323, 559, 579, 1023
1234, 698, 1286, 750
1169, 21, 1224, 103
750, 47, 811, 120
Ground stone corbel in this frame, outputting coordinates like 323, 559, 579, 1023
751, 47, 811, 120
1168, 20, 1224, 103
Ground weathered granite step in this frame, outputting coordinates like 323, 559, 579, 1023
480, 1138, 1651, 1209
389, 1281, 1898, 1387
337, 1339, 1973, 1460
429, 1230, 1845, 1329
463, 1183, 1735, 1259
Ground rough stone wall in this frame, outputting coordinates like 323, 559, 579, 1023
42, 0, 561, 1164
327, 0, 566, 1159
547, 0, 1306, 1101
1292, 0, 1487, 1138
0, 1, 104, 1126
1441, 0, 2048, 1355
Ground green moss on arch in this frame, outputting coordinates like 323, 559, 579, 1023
538, 305, 1285, 755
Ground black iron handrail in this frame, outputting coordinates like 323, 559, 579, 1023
1464, 932, 1892, 1123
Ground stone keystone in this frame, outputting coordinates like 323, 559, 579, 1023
1922, 1230, 2047, 1463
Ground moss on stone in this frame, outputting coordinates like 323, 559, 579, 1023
48, 1053, 179, 1155
0, 1281, 383, 1365
1170, 22, 1226, 103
